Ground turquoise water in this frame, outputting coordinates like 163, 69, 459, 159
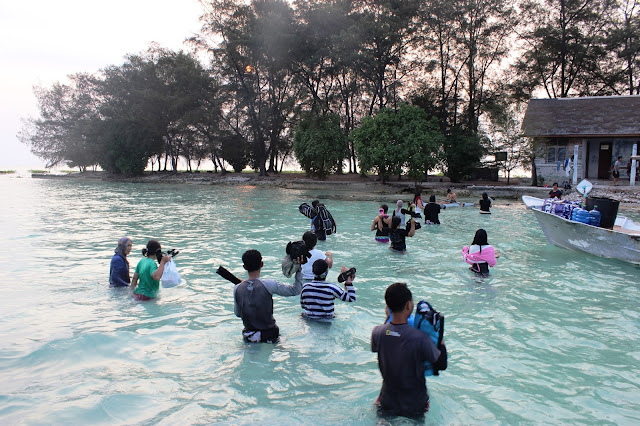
0, 177, 639, 424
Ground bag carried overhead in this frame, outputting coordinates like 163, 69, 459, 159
316, 204, 337, 235
299, 203, 317, 219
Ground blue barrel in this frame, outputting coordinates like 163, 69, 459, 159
571, 208, 590, 224
588, 208, 601, 227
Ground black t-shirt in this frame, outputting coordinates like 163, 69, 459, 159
371, 323, 441, 417
479, 198, 492, 212
548, 189, 562, 199
389, 228, 409, 251
423, 203, 441, 224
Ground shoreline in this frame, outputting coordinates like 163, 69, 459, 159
24, 170, 640, 207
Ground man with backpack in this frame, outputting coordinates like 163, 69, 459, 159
371, 283, 447, 418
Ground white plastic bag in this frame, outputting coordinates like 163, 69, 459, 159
161, 259, 182, 288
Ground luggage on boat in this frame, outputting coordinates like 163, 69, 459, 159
571, 207, 591, 224
542, 198, 580, 220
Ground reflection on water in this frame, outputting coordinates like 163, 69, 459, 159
0, 177, 639, 424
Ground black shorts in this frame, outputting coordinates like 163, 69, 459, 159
613, 171, 620, 178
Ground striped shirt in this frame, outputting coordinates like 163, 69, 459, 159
300, 280, 356, 319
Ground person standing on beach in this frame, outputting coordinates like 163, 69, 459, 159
613, 156, 623, 186
372, 282, 447, 418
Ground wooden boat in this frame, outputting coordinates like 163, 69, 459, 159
522, 196, 640, 265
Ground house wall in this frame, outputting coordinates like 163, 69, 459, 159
537, 137, 639, 183
613, 138, 640, 177
535, 139, 583, 185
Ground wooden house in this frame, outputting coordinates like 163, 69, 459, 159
522, 96, 640, 182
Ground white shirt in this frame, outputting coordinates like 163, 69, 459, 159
301, 249, 327, 280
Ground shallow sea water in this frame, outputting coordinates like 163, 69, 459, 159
0, 176, 639, 425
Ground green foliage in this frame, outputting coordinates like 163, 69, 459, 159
97, 119, 159, 175
293, 113, 348, 179
442, 126, 485, 182
351, 104, 442, 183
220, 133, 249, 172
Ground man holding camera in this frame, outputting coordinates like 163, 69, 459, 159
233, 249, 305, 343
372, 283, 447, 418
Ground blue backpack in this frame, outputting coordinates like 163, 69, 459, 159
413, 301, 445, 376
386, 300, 446, 376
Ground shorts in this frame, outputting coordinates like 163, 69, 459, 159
375, 236, 389, 243
242, 326, 280, 343
133, 292, 153, 301
613, 171, 620, 178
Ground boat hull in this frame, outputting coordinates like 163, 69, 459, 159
531, 208, 640, 265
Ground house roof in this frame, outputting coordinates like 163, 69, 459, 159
521, 96, 640, 138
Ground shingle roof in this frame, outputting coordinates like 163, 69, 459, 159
521, 96, 640, 137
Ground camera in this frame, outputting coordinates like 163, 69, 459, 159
286, 240, 311, 261
156, 248, 180, 263
401, 208, 422, 219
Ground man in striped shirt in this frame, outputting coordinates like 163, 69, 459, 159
300, 259, 356, 319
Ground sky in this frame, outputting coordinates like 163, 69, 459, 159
0, 0, 204, 169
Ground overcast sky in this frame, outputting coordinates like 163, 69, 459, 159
0, 0, 204, 168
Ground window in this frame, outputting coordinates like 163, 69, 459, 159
546, 141, 567, 163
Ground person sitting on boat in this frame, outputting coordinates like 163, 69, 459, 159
548, 183, 562, 199
300, 259, 356, 320
301, 231, 333, 283
372, 204, 391, 243
423, 195, 442, 224
110, 236, 132, 287
389, 216, 416, 253
462, 229, 499, 276
392, 200, 407, 227
445, 188, 457, 203
479, 192, 493, 214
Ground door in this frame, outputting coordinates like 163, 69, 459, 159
598, 142, 612, 179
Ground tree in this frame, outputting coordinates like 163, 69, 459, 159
293, 113, 348, 179
351, 104, 441, 183
485, 102, 529, 184
608, 0, 640, 94
195, 0, 299, 176
19, 74, 101, 171
514, 0, 617, 98
442, 127, 485, 182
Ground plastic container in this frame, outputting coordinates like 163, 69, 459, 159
588, 207, 602, 227
586, 197, 619, 229
571, 207, 590, 224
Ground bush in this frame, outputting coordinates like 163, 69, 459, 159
293, 114, 348, 179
